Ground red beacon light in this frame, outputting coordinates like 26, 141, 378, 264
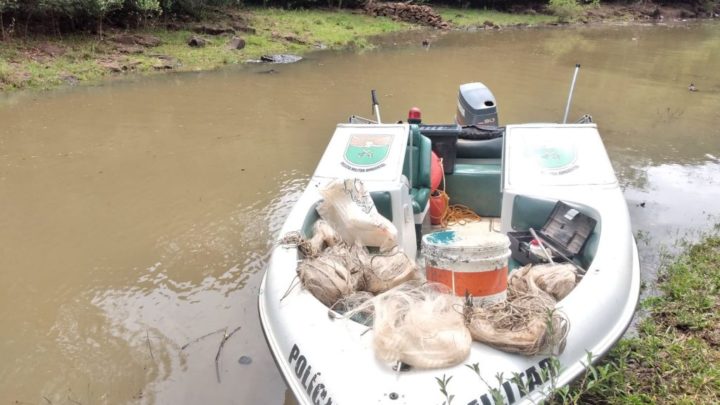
408, 107, 422, 124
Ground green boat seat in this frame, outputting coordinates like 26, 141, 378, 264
456, 137, 503, 159
403, 125, 432, 215
444, 160, 502, 217
369, 191, 393, 223
410, 188, 430, 214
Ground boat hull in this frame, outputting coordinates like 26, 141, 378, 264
258, 123, 640, 405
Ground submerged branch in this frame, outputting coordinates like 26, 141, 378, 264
180, 327, 226, 351
146, 329, 155, 361
215, 325, 242, 383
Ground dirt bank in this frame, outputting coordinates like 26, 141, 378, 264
0, 5, 716, 94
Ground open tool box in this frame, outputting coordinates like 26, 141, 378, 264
508, 201, 597, 266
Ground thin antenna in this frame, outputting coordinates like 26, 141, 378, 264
371, 89, 381, 124
563, 64, 581, 124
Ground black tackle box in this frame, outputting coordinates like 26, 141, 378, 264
508, 201, 597, 265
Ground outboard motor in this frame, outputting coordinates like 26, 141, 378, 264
456, 82, 498, 126
455, 82, 503, 159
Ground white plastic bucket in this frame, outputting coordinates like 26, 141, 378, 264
422, 228, 511, 306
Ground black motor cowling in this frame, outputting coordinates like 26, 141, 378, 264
454, 83, 503, 159
456, 82, 498, 127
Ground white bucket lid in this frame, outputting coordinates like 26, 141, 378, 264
422, 228, 510, 252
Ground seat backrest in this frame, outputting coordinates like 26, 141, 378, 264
403, 125, 432, 189
456, 137, 503, 159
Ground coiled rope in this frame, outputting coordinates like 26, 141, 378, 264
430, 158, 483, 228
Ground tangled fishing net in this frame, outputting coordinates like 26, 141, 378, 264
282, 215, 467, 368
347, 281, 472, 369
298, 245, 356, 307
283, 218, 421, 307
281, 181, 581, 363
309, 219, 343, 254
348, 243, 419, 294
279, 219, 343, 259
329, 291, 375, 325
279, 231, 317, 258
529, 263, 578, 301
467, 263, 576, 356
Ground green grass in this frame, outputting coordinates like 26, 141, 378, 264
0, 58, 11, 83
437, 7, 560, 28
0, 8, 411, 93
0, 7, 569, 94
251, 8, 412, 49
147, 8, 413, 71
426, 234, 720, 403
0, 5, 655, 94
567, 235, 720, 404
0, 36, 116, 91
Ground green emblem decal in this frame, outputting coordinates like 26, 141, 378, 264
526, 142, 578, 174
343, 134, 392, 170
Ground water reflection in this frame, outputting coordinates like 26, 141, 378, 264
89, 174, 306, 404
624, 161, 720, 288
0, 171, 304, 404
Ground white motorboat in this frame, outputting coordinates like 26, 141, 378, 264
259, 82, 640, 405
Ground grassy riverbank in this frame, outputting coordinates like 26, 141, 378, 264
437, 7, 560, 27
2, 3, 710, 94
0, 5, 583, 94
0, 8, 415, 93
2, 0, 716, 95
567, 232, 720, 403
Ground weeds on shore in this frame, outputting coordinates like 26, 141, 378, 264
0, 6, 569, 94
0, 8, 411, 93
436, 8, 559, 28
574, 235, 720, 404
436, 233, 720, 404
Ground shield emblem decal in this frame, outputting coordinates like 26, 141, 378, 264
526, 143, 579, 175
344, 134, 392, 169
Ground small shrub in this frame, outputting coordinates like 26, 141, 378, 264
130, 0, 162, 15
0, 60, 11, 82
548, 0, 582, 21
0, 0, 17, 11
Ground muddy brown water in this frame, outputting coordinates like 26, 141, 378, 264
1, 22, 719, 404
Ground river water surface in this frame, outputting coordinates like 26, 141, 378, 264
1, 22, 719, 404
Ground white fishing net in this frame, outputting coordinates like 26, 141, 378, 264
282, 217, 579, 363
309, 219, 343, 254
287, 220, 420, 308
467, 264, 574, 356
530, 263, 578, 301
298, 247, 355, 307
351, 282, 472, 369
349, 243, 420, 294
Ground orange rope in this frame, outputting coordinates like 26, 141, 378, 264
444, 204, 482, 227
430, 158, 483, 228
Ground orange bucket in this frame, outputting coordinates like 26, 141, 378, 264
422, 228, 510, 306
